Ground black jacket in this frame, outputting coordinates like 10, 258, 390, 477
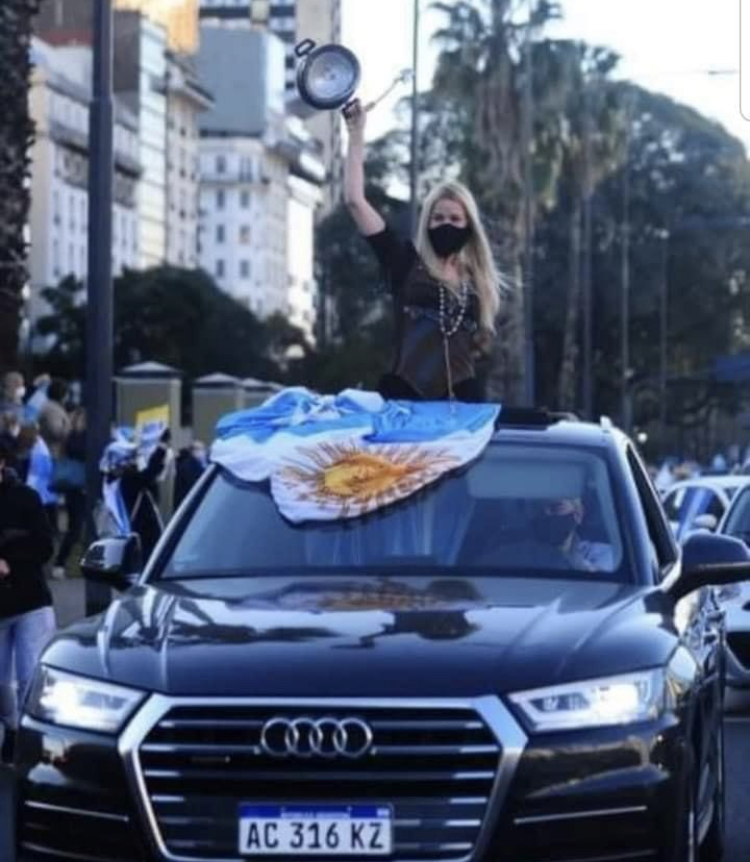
0, 469, 54, 620
174, 451, 204, 509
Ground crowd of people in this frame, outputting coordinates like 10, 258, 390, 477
0, 368, 208, 763
652, 447, 750, 494
0, 372, 85, 580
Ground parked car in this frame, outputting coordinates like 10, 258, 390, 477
714, 483, 750, 687
8, 408, 750, 862
661, 475, 750, 541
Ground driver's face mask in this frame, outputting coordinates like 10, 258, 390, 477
532, 511, 578, 546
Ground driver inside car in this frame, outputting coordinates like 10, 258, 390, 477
532, 497, 615, 573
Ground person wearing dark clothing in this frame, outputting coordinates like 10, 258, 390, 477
0, 438, 55, 762
145, 428, 172, 506
118, 446, 167, 562
365, 228, 488, 401
174, 442, 207, 509
343, 99, 501, 402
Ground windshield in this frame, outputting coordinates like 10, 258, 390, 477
157, 442, 629, 582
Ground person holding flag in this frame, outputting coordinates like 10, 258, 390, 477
98, 427, 165, 561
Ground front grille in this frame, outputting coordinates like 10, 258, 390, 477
727, 632, 750, 669
135, 702, 504, 861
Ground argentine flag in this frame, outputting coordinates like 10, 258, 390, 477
211, 388, 500, 523
98, 431, 138, 537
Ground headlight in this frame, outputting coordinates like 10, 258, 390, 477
25, 666, 146, 734
509, 669, 667, 732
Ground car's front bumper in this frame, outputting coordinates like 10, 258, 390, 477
496, 719, 687, 861
15, 696, 689, 862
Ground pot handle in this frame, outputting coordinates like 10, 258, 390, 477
295, 39, 317, 58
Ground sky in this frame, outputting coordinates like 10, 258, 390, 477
341, 0, 749, 150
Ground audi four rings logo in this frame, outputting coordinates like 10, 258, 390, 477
260, 717, 374, 759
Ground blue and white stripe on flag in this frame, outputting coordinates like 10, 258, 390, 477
99, 429, 137, 537
138, 419, 166, 464
211, 388, 500, 523
102, 478, 131, 536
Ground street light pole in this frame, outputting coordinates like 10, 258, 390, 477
620, 95, 633, 432
522, 2, 535, 406
581, 71, 593, 419
409, 0, 420, 237
85, 0, 115, 614
658, 229, 669, 448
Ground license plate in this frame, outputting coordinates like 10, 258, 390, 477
238, 804, 393, 856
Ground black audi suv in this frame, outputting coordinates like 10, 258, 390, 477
8, 410, 750, 862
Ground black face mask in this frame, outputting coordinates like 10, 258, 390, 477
533, 512, 577, 547
428, 224, 472, 257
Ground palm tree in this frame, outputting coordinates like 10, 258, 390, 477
430, 0, 564, 402
0, 0, 38, 372
554, 45, 624, 410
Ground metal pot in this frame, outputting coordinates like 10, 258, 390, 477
295, 39, 361, 111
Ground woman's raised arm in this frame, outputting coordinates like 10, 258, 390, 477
343, 99, 386, 237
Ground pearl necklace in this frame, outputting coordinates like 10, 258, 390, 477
438, 280, 470, 337
437, 278, 471, 403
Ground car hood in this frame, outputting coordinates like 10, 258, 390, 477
43, 575, 678, 697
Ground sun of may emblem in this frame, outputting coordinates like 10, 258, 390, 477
277, 441, 458, 517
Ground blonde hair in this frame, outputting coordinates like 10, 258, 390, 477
415, 182, 501, 333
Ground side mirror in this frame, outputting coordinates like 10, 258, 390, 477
691, 513, 718, 532
80, 534, 142, 591
670, 532, 750, 601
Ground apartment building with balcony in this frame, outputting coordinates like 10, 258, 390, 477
197, 25, 323, 341
27, 38, 141, 328
198, 0, 343, 212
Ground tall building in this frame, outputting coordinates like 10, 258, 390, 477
165, 52, 214, 267
198, 0, 343, 212
36, 0, 212, 270
39, 0, 200, 54
27, 38, 141, 327
114, 11, 169, 267
197, 25, 324, 340
115, 0, 200, 53
294, 0, 343, 208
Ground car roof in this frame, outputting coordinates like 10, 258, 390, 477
718, 481, 750, 529
666, 475, 750, 492
488, 408, 621, 450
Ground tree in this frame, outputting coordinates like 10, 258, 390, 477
34, 275, 86, 379
430, 0, 565, 402
0, 0, 38, 372
35, 267, 301, 382
533, 80, 750, 447
552, 45, 624, 409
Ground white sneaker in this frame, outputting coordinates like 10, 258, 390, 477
51, 566, 66, 580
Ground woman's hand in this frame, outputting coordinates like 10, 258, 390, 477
472, 329, 494, 362
343, 98, 367, 140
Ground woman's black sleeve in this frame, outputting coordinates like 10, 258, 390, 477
364, 226, 416, 295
